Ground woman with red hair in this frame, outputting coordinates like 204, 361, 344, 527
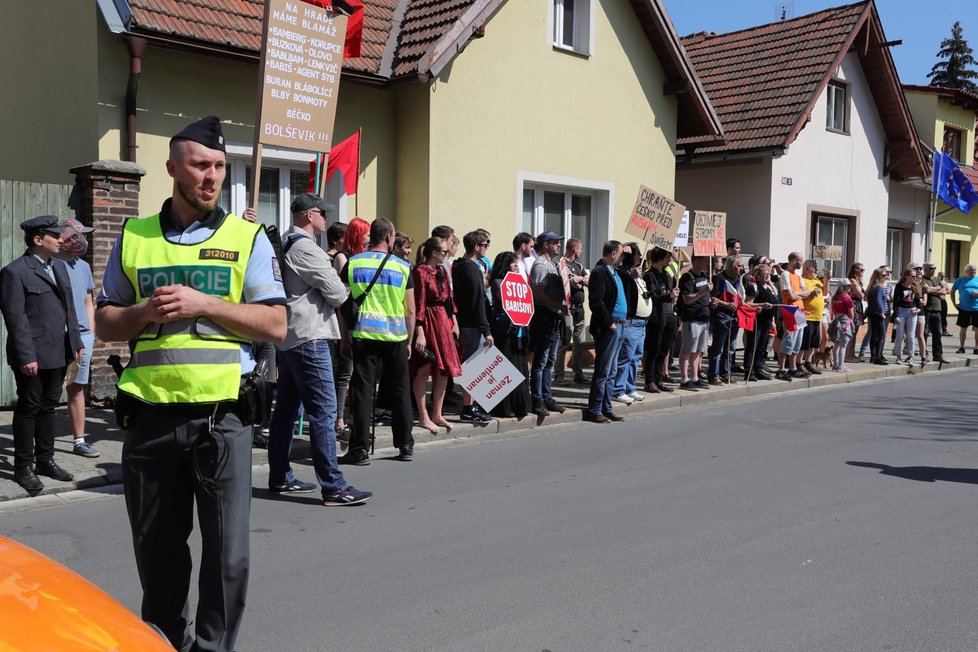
333, 217, 370, 272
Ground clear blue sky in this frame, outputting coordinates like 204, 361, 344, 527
661, 0, 978, 86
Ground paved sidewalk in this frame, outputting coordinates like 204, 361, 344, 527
1, 333, 974, 503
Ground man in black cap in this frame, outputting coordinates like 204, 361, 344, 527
0, 216, 83, 494
95, 115, 287, 652
528, 230, 568, 417
266, 192, 372, 504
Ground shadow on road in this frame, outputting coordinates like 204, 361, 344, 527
847, 461, 978, 485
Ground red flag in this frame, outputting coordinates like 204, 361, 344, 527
300, 0, 364, 59
737, 303, 757, 331
307, 131, 361, 195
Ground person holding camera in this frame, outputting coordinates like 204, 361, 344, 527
411, 236, 462, 434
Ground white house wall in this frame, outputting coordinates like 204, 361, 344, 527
770, 53, 890, 265
675, 157, 773, 258
887, 181, 928, 264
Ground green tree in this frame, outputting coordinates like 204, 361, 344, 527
928, 21, 978, 94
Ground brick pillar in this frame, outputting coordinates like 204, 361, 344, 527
69, 160, 147, 401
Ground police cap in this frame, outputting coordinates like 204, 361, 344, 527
170, 115, 226, 153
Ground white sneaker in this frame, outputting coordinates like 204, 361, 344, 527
629, 391, 645, 401
612, 394, 634, 405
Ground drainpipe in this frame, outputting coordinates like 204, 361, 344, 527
124, 35, 147, 162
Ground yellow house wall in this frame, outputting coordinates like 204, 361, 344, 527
421, 0, 678, 257
0, 1, 99, 184
936, 102, 977, 165
95, 27, 397, 219
904, 89, 978, 283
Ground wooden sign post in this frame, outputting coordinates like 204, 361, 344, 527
623, 185, 686, 253
251, 0, 348, 210
692, 210, 727, 256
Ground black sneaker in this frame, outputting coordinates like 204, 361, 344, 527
803, 362, 822, 375
269, 478, 317, 493
531, 400, 550, 417
397, 447, 414, 461
338, 450, 370, 466
544, 398, 566, 414
460, 407, 491, 423
694, 379, 711, 389
790, 368, 810, 379
323, 486, 373, 506
679, 380, 699, 391
774, 370, 792, 382
956, 347, 966, 354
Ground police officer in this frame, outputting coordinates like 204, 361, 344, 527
337, 217, 416, 465
95, 115, 286, 652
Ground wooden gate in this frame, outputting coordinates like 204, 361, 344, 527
0, 180, 74, 406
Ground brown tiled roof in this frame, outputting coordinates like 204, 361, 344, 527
120, 0, 723, 138
678, 1, 926, 179
126, 0, 451, 79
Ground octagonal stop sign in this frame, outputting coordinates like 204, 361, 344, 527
500, 271, 534, 327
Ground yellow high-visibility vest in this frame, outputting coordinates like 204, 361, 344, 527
347, 251, 411, 341
117, 213, 258, 404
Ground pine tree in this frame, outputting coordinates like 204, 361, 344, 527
928, 21, 978, 94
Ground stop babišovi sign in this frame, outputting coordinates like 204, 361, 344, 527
501, 272, 534, 327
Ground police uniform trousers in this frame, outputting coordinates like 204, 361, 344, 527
121, 401, 252, 652
349, 338, 414, 454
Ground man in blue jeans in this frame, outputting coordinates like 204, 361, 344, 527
528, 231, 568, 418
267, 193, 372, 506
585, 241, 626, 423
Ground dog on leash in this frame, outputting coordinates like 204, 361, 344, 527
811, 342, 835, 369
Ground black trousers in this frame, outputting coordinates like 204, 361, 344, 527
12, 366, 66, 472
349, 339, 414, 453
122, 403, 252, 652
868, 313, 886, 361
743, 318, 772, 374
643, 316, 676, 385
926, 310, 944, 358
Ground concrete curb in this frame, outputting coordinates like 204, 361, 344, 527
1, 355, 973, 506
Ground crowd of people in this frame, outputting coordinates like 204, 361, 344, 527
6, 115, 978, 652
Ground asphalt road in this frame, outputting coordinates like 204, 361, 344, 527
5, 370, 978, 651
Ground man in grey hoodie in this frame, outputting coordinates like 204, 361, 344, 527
266, 193, 372, 506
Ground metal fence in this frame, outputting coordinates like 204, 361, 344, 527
0, 180, 74, 406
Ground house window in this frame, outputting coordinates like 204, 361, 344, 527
944, 126, 963, 162
946, 239, 962, 280
825, 81, 849, 133
885, 228, 904, 275
811, 214, 850, 278
218, 146, 336, 232
552, 0, 591, 55
523, 183, 603, 265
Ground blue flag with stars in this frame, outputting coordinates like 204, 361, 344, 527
934, 151, 978, 214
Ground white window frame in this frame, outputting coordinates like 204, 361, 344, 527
223, 143, 348, 231
517, 171, 613, 266
825, 80, 850, 134
550, 0, 594, 56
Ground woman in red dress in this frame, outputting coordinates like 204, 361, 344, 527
412, 237, 461, 434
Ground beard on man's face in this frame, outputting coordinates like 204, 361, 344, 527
176, 179, 220, 213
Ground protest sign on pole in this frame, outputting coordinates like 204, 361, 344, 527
692, 210, 727, 256
812, 244, 843, 261
674, 210, 690, 247
623, 185, 686, 252
500, 272, 534, 327
455, 345, 525, 413
251, 0, 347, 208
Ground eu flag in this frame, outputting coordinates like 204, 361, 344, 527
934, 151, 978, 214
